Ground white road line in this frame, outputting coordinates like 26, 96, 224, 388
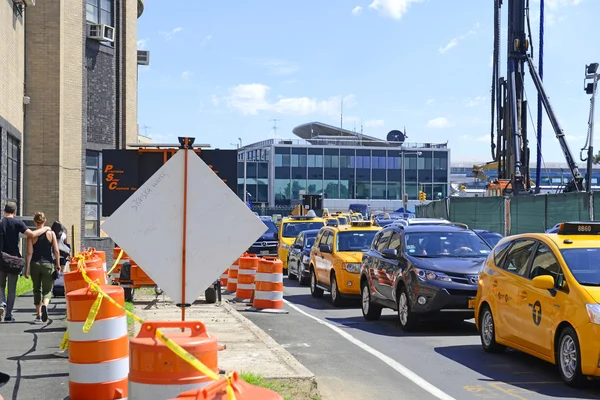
283, 299, 457, 400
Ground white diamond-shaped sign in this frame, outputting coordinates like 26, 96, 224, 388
101, 149, 268, 304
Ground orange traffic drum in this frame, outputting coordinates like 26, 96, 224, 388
170, 371, 282, 400
129, 321, 219, 399
64, 267, 107, 295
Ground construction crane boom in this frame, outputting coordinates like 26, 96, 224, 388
489, 0, 583, 195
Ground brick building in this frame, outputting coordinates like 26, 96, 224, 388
0, 0, 145, 255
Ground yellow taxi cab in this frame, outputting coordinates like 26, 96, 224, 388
309, 220, 380, 306
278, 211, 325, 274
475, 221, 600, 386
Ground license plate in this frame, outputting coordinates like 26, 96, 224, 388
260, 250, 270, 255
468, 298, 475, 308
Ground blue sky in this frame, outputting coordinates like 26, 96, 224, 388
137, 0, 598, 164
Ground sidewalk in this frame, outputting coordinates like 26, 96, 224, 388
0, 293, 69, 400
132, 292, 315, 380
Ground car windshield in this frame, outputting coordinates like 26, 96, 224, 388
561, 248, 600, 286
262, 220, 278, 233
337, 217, 348, 225
404, 231, 491, 258
282, 222, 324, 238
480, 233, 502, 247
336, 231, 378, 252
304, 237, 316, 248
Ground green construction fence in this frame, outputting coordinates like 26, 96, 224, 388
416, 191, 598, 235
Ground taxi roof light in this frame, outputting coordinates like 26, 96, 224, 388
351, 221, 373, 227
556, 222, 600, 235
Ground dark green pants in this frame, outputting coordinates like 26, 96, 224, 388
31, 261, 54, 305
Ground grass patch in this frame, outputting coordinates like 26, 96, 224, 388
4, 276, 33, 297
239, 372, 320, 400
125, 301, 135, 337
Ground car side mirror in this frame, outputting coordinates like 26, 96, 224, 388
273, 233, 279, 241
319, 244, 332, 253
382, 248, 398, 260
532, 275, 554, 290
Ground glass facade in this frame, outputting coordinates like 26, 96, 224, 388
239, 144, 450, 206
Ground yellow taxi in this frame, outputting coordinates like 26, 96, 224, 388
309, 220, 380, 306
475, 221, 600, 386
278, 212, 325, 274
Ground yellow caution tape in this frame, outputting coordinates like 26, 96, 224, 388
76, 254, 237, 400
59, 330, 69, 350
155, 328, 221, 381
83, 290, 103, 333
107, 249, 124, 276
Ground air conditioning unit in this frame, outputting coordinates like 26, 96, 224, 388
87, 24, 115, 43
137, 50, 150, 66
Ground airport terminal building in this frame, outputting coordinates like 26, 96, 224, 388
237, 122, 451, 207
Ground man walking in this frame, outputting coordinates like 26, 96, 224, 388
0, 202, 51, 322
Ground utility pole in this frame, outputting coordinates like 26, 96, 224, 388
270, 119, 282, 140
340, 99, 344, 133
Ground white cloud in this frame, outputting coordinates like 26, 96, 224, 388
225, 83, 355, 117
465, 95, 486, 107
368, 0, 424, 20
137, 38, 148, 50
364, 119, 385, 128
426, 117, 450, 128
426, 98, 435, 105
439, 23, 480, 54
181, 71, 192, 80
160, 27, 183, 41
352, 6, 362, 15
200, 34, 212, 46
531, 0, 582, 26
211, 95, 220, 106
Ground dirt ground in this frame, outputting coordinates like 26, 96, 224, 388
261, 377, 321, 400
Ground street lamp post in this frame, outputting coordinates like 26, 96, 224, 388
584, 63, 599, 193
243, 150, 247, 203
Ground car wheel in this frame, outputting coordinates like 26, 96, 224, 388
361, 280, 382, 321
310, 268, 324, 298
557, 326, 586, 387
479, 305, 506, 353
397, 286, 417, 331
287, 258, 298, 280
330, 273, 344, 307
298, 263, 309, 285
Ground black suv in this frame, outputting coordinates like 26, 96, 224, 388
246, 218, 279, 257
360, 224, 491, 330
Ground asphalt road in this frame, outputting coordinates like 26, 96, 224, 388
242, 278, 600, 400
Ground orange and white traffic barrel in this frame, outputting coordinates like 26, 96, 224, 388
66, 285, 128, 400
220, 269, 228, 287
93, 250, 107, 272
129, 321, 219, 399
252, 257, 284, 310
235, 254, 259, 300
226, 258, 239, 292
170, 371, 282, 400
64, 267, 107, 295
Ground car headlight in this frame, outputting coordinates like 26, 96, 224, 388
302, 255, 310, 264
344, 263, 361, 274
414, 268, 451, 282
586, 303, 600, 325
281, 244, 290, 250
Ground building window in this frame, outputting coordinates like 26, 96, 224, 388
6, 135, 20, 205
86, 0, 113, 26
85, 151, 102, 237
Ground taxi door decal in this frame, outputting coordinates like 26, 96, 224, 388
531, 300, 542, 326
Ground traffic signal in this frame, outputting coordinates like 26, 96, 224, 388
418, 191, 426, 202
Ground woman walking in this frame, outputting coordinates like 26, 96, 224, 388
25, 212, 61, 323
51, 221, 71, 270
